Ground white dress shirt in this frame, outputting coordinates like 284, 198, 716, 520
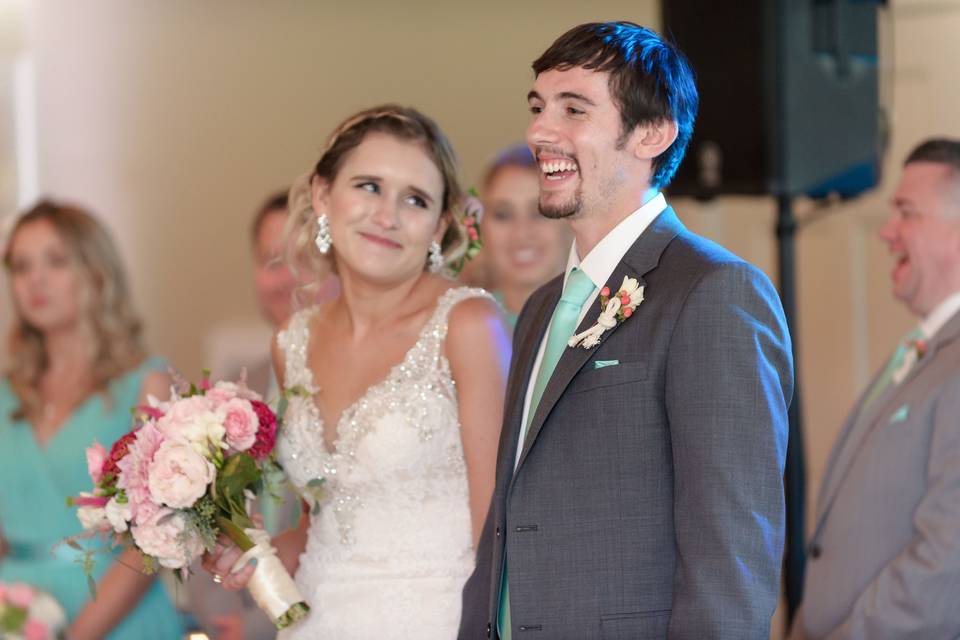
919, 290, 960, 340
514, 192, 667, 468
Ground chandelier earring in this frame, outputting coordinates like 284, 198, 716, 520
315, 213, 332, 254
427, 240, 444, 273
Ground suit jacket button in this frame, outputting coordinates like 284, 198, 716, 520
496, 526, 501, 537
486, 622, 492, 638
809, 543, 822, 559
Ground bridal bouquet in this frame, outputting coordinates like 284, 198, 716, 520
68, 374, 309, 630
0, 583, 67, 640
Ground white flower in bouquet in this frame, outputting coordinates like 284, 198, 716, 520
104, 497, 133, 533
148, 439, 215, 509
75, 493, 110, 532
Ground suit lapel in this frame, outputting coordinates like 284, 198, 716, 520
513, 207, 683, 474
814, 310, 960, 532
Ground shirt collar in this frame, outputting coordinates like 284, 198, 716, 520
919, 290, 960, 339
564, 192, 667, 289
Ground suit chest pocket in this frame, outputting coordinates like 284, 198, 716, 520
569, 361, 647, 393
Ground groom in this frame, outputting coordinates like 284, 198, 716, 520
460, 22, 793, 639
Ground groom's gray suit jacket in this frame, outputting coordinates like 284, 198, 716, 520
797, 309, 960, 639
459, 207, 794, 639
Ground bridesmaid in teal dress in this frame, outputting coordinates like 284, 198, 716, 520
475, 144, 570, 330
0, 201, 183, 639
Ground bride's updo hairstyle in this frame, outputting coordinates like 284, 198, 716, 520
286, 104, 468, 290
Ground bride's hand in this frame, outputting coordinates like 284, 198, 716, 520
202, 536, 256, 591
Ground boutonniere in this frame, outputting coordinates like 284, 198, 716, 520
568, 276, 645, 349
910, 337, 928, 359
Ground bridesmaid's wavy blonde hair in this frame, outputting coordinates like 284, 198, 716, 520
2, 201, 147, 421
286, 104, 468, 302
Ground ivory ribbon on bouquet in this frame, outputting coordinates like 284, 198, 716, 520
231, 527, 310, 629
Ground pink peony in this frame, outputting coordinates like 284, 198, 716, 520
148, 439, 215, 509
130, 507, 203, 569
248, 400, 278, 460
221, 398, 258, 452
116, 422, 166, 522
85, 442, 107, 485
7, 583, 34, 608
23, 619, 50, 640
206, 381, 261, 407
156, 395, 213, 431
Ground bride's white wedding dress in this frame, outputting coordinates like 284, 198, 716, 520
275, 287, 489, 639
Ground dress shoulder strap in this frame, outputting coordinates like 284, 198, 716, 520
276, 307, 320, 393
419, 287, 495, 364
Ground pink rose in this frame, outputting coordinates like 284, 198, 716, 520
7, 583, 34, 608
117, 422, 165, 522
23, 619, 50, 640
130, 507, 203, 569
0, 583, 6, 602
85, 442, 107, 485
221, 398, 258, 452
148, 439, 215, 509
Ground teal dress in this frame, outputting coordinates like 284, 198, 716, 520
0, 358, 184, 639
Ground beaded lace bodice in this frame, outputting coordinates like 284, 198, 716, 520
275, 287, 489, 582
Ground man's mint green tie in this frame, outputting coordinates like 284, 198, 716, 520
498, 267, 596, 640
862, 327, 926, 410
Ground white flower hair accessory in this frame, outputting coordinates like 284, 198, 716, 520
568, 276, 644, 349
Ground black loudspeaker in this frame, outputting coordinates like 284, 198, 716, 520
662, 0, 886, 199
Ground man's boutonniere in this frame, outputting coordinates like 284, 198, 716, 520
910, 337, 928, 360
568, 276, 645, 349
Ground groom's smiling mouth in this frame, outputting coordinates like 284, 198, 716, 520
538, 152, 580, 183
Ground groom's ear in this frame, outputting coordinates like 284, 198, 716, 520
629, 119, 678, 162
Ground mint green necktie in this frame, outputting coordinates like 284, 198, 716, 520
862, 327, 925, 410
498, 267, 596, 640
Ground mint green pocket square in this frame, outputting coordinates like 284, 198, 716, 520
593, 359, 619, 369
889, 404, 910, 424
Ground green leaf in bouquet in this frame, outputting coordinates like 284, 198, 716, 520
141, 554, 158, 575
87, 574, 98, 600
1, 605, 28, 632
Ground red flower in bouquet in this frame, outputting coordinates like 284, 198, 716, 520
100, 429, 140, 486
248, 400, 278, 461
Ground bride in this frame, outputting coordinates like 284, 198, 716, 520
205, 104, 510, 638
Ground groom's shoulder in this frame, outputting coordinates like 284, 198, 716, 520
665, 227, 771, 286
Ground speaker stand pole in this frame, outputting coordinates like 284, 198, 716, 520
777, 193, 806, 626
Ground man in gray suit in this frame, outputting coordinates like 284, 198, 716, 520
793, 138, 960, 640
460, 22, 793, 640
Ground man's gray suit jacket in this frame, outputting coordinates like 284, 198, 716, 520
799, 309, 960, 639
459, 207, 794, 639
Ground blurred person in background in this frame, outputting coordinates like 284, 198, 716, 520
792, 138, 960, 639
479, 144, 570, 329
0, 201, 183, 639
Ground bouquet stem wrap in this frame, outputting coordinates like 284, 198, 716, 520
229, 527, 310, 630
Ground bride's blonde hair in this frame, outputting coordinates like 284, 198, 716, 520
286, 105, 468, 302
2, 201, 147, 421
